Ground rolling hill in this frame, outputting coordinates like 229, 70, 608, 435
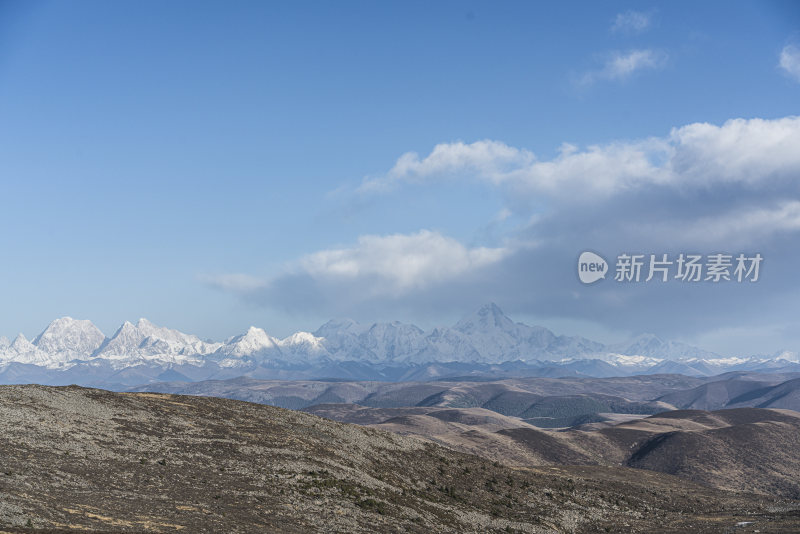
0, 385, 799, 532
309, 402, 800, 499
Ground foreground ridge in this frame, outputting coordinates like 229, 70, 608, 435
0, 384, 798, 532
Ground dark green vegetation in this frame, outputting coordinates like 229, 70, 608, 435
1, 385, 799, 532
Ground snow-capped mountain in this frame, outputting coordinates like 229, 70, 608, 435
33, 317, 105, 361
1, 333, 52, 366
450, 302, 554, 361
94, 318, 221, 364
315, 319, 428, 363
277, 331, 329, 362
0, 304, 797, 386
431, 303, 605, 362
310, 304, 605, 365
213, 327, 282, 366
607, 334, 720, 361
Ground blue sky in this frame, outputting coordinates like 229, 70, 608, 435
1, 0, 799, 355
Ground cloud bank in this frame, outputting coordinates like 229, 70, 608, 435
297, 230, 509, 296
209, 116, 800, 354
361, 117, 800, 199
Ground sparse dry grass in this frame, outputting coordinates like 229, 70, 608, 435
0, 385, 798, 533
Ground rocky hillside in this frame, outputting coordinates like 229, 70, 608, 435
309, 403, 800, 499
0, 385, 799, 532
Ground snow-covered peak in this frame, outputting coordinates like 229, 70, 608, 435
313, 318, 361, 338
600, 353, 664, 368
773, 350, 799, 363
441, 303, 560, 363
134, 318, 200, 345
33, 317, 105, 358
241, 326, 276, 344
280, 331, 325, 348
316, 319, 429, 363
278, 331, 329, 361
611, 333, 664, 355
2, 333, 56, 367
698, 356, 752, 366
0, 336, 9, 349
217, 327, 281, 359
135, 318, 163, 335
93, 318, 218, 365
97, 321, 142, 354
454, 303, 516, 334
608, 334, 720, 361
10, 333, 35, 353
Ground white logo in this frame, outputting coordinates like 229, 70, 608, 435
577, 251, 763, 284
578, 251, 608, 284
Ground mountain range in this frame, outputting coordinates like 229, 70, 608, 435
1, 304, 798, 387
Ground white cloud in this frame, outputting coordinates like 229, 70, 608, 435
779, 44, 800, 82
611, 11, 651, 34
201, 273, 267, 293
580, 49, 667, 85
297, 230, 509, 295
515, 137, 670, 195
358, 140, 534, 193
207, 231, 511, 304
667, 117, 800, 184
606, 49, 664, 78
362, 116, 800, 200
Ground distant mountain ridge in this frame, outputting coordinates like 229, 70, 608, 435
0, 304, 798, 386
